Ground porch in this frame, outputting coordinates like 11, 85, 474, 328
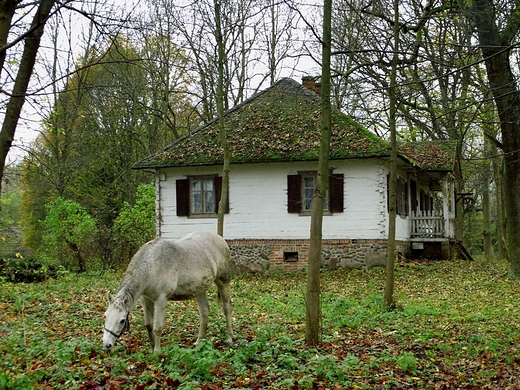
410, 210, 445, 239
410, 210, 449, 259
409, 210, 470, 260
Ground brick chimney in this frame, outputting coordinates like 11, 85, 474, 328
302, 76, 321, 96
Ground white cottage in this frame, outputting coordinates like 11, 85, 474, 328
134, 77, 457, 271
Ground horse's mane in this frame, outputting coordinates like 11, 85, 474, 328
117, 241, 156, 305
114, 287, 136, 309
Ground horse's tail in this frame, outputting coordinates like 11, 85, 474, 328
217, 291, 222, 306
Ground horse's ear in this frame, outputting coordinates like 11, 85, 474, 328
107, 292, 114, 304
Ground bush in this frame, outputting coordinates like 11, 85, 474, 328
0, 255, 58, 283
112, 183, 155, 266
39, 197, 97, 272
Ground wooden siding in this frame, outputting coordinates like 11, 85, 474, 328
156, 159, 399, 241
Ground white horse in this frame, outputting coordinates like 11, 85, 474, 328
102, 232, 234, 353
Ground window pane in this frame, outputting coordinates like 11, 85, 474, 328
204, 179, 213, 191
191, 180, 201, 213
303, 176, 315, 211
204, 191, 214, 213
303, 177, 314, 190
304, 189, 313, 210
192, 192, 202, 213
203, 179, 215, 213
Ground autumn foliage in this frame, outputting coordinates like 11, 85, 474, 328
1, 258, 520, 389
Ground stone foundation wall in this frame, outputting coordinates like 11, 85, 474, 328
227, 239, 411, 272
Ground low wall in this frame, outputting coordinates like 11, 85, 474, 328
227, 238, 411, 272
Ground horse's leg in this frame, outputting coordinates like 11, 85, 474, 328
140, 296, 155, 351
216, 280, 233, 343
152, 296, 168, 353
195, 292, 209, 344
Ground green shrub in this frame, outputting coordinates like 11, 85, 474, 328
112, 183, 155, 266
38, 197, 97, 272
0, 255, 58, 283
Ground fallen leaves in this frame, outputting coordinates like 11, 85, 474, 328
1, 259, 520, 388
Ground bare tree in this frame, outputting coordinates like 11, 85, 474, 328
214, 0, 230, 237
306, 0, 331, 346
259, 0, 297, 86
471, 0, 520, 275
0, 0, 58, 195
163, 0, 259, 121
384, 0, 399, 310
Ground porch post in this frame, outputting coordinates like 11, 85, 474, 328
442, 176, 454, 238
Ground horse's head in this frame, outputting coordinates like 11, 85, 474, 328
102, 292, 130, 352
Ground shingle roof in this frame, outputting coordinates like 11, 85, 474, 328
133, 78, 454, 172
398, 140, 456, 171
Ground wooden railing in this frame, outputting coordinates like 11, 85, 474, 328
410, 210, 444, 238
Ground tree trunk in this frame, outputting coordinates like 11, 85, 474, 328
482, 135, 492, 259
306, 0, 331, 346
453, 144, 465, 242
0, 0, 17, 78
492, 144, 508, 260
384, 0, 400, 309
214, 0, 229, 237
472, 0, 520, 276
0, 0, 57, 195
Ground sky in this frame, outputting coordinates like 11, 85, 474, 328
6, 0, 141, 164
5, 0, 320, 165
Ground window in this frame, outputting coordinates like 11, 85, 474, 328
284, 252, 299, 262
301, 172, 329, 212
410, 179, 417, 213
287, 171, 344, 214
191, 178, 215, 214
302, 174, 315, 211
420, 189, 433, 212
397, 177, 408, 216
387, 174, 409, 217
176, 176, 229, 217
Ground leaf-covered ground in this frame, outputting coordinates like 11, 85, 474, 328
1, 257, 520, 389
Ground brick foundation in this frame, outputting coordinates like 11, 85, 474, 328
227, 238, 411, 272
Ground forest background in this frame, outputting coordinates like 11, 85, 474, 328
0, 0, 513, 274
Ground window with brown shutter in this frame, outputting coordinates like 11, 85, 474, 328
287, 171, 344, 214
175, 176, 229, 217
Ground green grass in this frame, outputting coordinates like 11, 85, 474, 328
1, 257, 520, 389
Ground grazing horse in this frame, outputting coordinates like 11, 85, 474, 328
102, 232, 233, 353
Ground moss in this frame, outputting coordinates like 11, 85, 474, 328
133, 78, 453, 172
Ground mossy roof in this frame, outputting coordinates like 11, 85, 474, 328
397, 139, 456, 171
133, 78, 454, 172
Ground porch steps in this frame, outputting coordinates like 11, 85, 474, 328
451, 241, 473, 261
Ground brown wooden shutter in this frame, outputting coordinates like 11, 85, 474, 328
287, 174, 301, 213
215, 176, 230, 214
176, 179, 189, 216
329, 173, 344, 212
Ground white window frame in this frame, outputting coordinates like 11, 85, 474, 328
300, 171, 329, 214
189, 176, 217, 216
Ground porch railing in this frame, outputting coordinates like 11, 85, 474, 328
410, 210, 444, 238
